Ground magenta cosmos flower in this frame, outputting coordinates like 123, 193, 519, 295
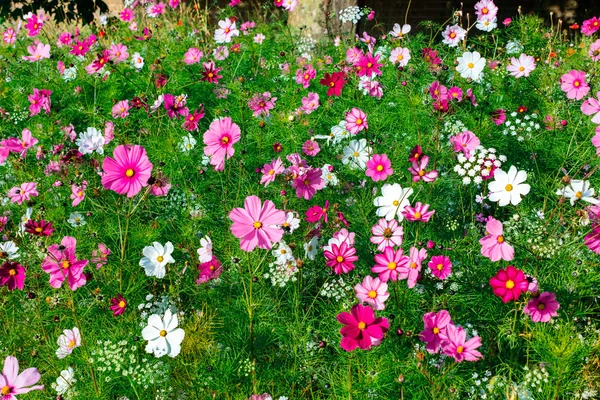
324, 241, 358, 274
356, 52, 383, 77
203, 117, 241, 171
560, 70, 590, 100
0, 356, 44, 398
229, 195, 286, 252
337, 304, 389, 351
371, 246, 408, 282
428, 255, 452, 280
408, 155, 438, 183
345, 108, 368, 134
0, 261, 25, 291
419, 310, 452, 354
110, 294, 127, 316
479, 217, 514, 262
450, 131, 480, 158
41, 236, 88, 290
366, 154, 393, 182
441, 324, 483, 362
506, 53, 536, 78
523, 292, 560, 322
354, 275, 389, 310
370, 218, 403, 252
293, 168, 324, 200
489, 265, 528, 303
402, 202, 435, 222
102, 145, 153, 197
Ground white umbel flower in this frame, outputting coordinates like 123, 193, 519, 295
139, 242, 175, 278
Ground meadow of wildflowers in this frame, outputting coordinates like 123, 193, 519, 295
0, 0, 600, 399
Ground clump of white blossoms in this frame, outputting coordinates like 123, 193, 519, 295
502, 111, 540, 141
320, 276, 353, 304
52, 367, 77, 399
264, 240, 299, 287
339, 6, 364, 24
453, 146, 507, 185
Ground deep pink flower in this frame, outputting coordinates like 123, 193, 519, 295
28, 88, 51, 117
408, 155, 438, 183
324, 241, 358, 274
479, 218, 514, 262
582, 17, 600, 36
585, 223, 600, 254
450, 131, 480, 158
201, 61, 223, 84
429, 81, 448, 100
110, 294, 127, 316
402, 202, 435, 222
337, 304, 389, 351
370, 219, 403, 252
355, 52, 383, 77
163, 94, 189, 119
41, 236, 88, 290
366, 154, 393, 182
371, 246, 408, 282
319, 72, 346, 97
0, 356, 44, 398
0, 261, 25, 291
419, 310, 452, 353
8, 182, 38, 205
293, 168, 324, 200
302, 140, 320, 157
354, 275, 389, 310
24, 220, 54, 237
248, 92, 277, 117
203, 117, 241, 171
428, 255, 452, 279
295, 64, 316, 89
560, 70, 590, 100
489, 265, 528, 303
70, 39, 90, 56
7, 128, 39, 157
345, 108, 368, 134
491, 109, 506, 125
229, 195, 286, 252
197, 256, 223, 283
408, 145, 422, 163
91, 243, 111, 269
524, 292, 560, 322
120, 8, 134, 21
183, 107, 205, 131
441, 324, 483, 362
101, 145, 153, 198
25, 15, 42, 36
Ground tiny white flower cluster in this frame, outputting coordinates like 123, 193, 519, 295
263, 240, 299, 287
506, 39, 524, 54
297, 35, 317, 58
137, 293, 179, 327
320, 277, 352, 303
454, 146, 507, 185
522, 364, 549, 394
502, 111, 540, 141
339, 6, 364, 24
442, 119, 468, 138
62, 66, 77, 82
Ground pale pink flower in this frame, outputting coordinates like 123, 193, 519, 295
112, 100, 130, 119
56, 327, 82, 359
260, 158, 284, 187
203, 117, 241, 171
398, 246, 427, 288
589, 39, 600, 61
441, 25, 466, 47
345, 108, 368, 134
300, 92, 319, 114
441, 324, 483, 362
479, 217, 514, 262
389, 47, 410, 67
22, 41, 51, 62
507, 53, 536, 78
370, 219, 403, 252
70, 183, 86, 206
354, 276, 389, 310
0, 356, 44, 397
229, 195, 286, 252
581, 92, 600, 123
8, 182, 38, 205
592, 126, 600, 155
3, 28, 16, 44
183, 47, 203, 65
108, 43, 129, 64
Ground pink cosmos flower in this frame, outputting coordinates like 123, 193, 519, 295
582, 17, 600, 36
112, 100, 131, 119
441, 324, 483, 362
26, 15, 42, 37
8, 128, 39, 157
370, 219, 403, 252
24, 220, 54, 237
55, 327, 82, 359
560, 70, 590, 100
491, 109, 506, 125
489, 265, 528, 303
22, 41, 50, 62
389, 47, 410, 67
581, 92, 600, 123
201, 61, 223, 84
402, 202, 435, 222
28, 88, 51, 116
354, 276, 389, 310
203, 117, 241, 171
585, 224, 600, 254
324, 241, 358, 274
337, 304, 389, 351
371, 246, 408, 282
3, 28, 16, 44
524, 292, 560, 322
41, 236, 88, 290
120, 8, 134, 21
399, 246, 427, 288
589, 39, 600, 61
229, 195, 286, 252
101, 145, 153, 198
479, 218, 514, 262
295, 64, 316, 89
183, 47, 203, 64
147, 2, 166, 17
419, 310, 452, 353
429, 82, 447, 99
408, 155, 438, 183
300, 92, 320, 114
183, 107, 205, 131
345, 108, 368, 134
70, 39, 90, 56
110, 294, 127, 316
163, 94, 189, 119
346, 47, 363, 64
302, 139, 320, 157
214, 18, 239, 43
197, 256, 223, 283
293, 168, 325, 200
441, 24, 466, 47
149, 172, 171, 197
91, 243, 111, 269
70, 183, 86, 206
107, 43, 129, 64
450, 131, 480, 158
507, 54, 536, 78
260, 158, 284, 187
448, 86, 463, 102
8, 182, 38, 205
248, 92, 277, 117
474, 0, 498, 19
0, 261, 25, 291
356, 52, 383, 77
366, 154, 393, 182
0, 356, 44, 398
428, 255, 452, 280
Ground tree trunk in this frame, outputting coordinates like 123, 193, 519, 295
288, 0, 358, 38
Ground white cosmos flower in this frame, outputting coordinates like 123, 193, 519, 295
75, 127, 105, 155
456, 51, 486, 81
55, 327, 81, 359
142, 308, 185, 358
52, 367, 76, 396
556, 180, 598, 206
283, 211, 300, 234
373, 183, 413, 221
139, 241, 175, 278
272, 240, 294, 265
197, 236, 213, 263
342, 138, 371, 170
304, 236, 319, 260
0, 241, 20, 260
476, 17, 497, 32
488, 166, 530, 206
389, 23, 411, 39
179, 134, 196, 152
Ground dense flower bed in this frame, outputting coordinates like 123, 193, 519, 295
0, 0, 599, 399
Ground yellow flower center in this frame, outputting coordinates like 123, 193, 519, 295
358, 321, 366, 330
353, 152, 359, 157
436, 264, 444, 271
414, 212, 422, 219
505, 184, 513, 192
397, 55, 404, 60
450, 32, 456, 38
156, 256, 164, 262
376, 165, 384, 172
125, 169, 135, 177
68, 340, 76, 349
367, 62, 373, 68
456, 345, 464, 354
304, 73, 310, 80
329, 81, 335, 87
35, 227, 43, 233
268, 170, 275, 175
468, 62, 474, 69
209, 265, 215, 271
497, 235, 505, 243
387, 262, 397, 270
410, 262, 417, 269
383, 228, 393, 239
368, 290, 377, 299
574, 81, 580, 87
62, 261, 70, 269
537, 303, 545, 310
433, 327, 440, 334
336, 256, 344, 263
482, 7, 488, 13
208, 72, 214, 78
505, 280, 515, 289
1, 386, 10, 395
519, 66, 525, 72
159, 330, 167, 337
392, 200, 399, 206
575, 191, 582, 198
253, 221, 262, 229
9, 269, 16, 276
418, 170, 425, 177
118, 300, 126, 308
355, 118, 363, 125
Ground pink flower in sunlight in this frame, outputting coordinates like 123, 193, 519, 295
354, 276, 389, 310
295, 64, 316, 89
55, 327, 81, 359
592, 126, 600, 155
302, 139, 320, 157
419, 310, 452, 353
507, 53, 536, 78
402, 202, 435, 222
112, 100, 131, 119
201, 61, 223, 84
229, 196, 286, 252
183, 107, 205, 131
28, 88, 52, 116
560, 70, 590, 100
7, 129, 39, 157
399, 246, 427, 288
101, 145, 153, 197
581, 92, 600, 123
293, 168, 324, 200
371, 246, 408, 282
248, 92, 277, 117
41, 236, 88, 290
183, 47, 203, 64
441, 324, 483, 362
365, 154, 393, 182
489, 265, 527, 303
345, 108, 368, 134
479, 217, 514, 262
120, 8, 134, 21
3, 28, 16, 44
260, 157, 284, 187
324, 241, 358, 274
300, 92, 320, 114
8, 182, 38, 205
70, 183, 87, 206
0, 356, 44, 397
408, 155, 438, 183
450, 131, 480, 158
337, 304, 389, 351
25, 15, 43, 37
22, 41, 50, 62
524, 292, 560, 322
428, 255, 452, 280
355, 52, 383, 76
370, 219, 403, 252
203, 117, 241, 171
108, 43, 129, 64
197, 256, 223, 283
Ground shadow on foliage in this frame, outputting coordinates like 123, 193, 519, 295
0, 0, 108, 24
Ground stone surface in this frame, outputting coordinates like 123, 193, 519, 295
287, 0, 358, 38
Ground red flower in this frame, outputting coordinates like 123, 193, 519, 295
337, 304, 389, 351
489, 265, 528, 303
319, 72, 346, 97
110, 294, 127, 316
